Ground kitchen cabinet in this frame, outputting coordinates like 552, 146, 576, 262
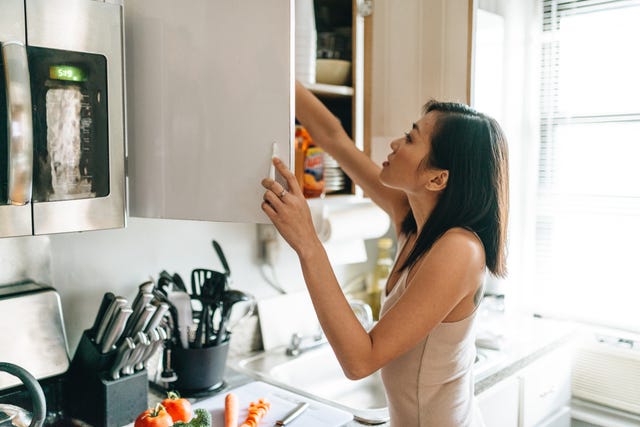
519, 347, 571, 427
478, 375, 520, 427
124, 0, 293, 223
477, 345, 572, 427
124, 0, 471, 221
368, 0, 473, 163
300, 0, 372, 197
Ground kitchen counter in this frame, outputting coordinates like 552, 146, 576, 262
473, 315, 577, 394
149, 316, 577, 426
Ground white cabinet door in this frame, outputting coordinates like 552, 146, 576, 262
125, 0, 293, 223
477, 376, 520, 427
535, 406, 570, 427
520, 347, 572, 427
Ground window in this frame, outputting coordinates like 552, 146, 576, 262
533, 0, 640, 332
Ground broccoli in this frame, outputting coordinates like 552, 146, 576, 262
172, 408, 211, 427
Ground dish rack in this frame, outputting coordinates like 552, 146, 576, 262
572, 331, 640, 416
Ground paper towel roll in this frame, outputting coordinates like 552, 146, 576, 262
318, 204, 391, 244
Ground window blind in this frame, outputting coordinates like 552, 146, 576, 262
534, 0, 640, 332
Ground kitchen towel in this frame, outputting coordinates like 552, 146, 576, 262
319, 203, 390, 243
313, 203, 391, 264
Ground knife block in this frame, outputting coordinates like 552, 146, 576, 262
65, 330, 148, 427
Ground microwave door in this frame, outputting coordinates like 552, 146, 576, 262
26, 0, 125, 235
0, 0, 33, 238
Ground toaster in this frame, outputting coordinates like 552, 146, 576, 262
0, 280, 70, 391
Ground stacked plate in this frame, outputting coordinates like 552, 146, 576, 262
295, 0, 317, 84
324, 153, 346, 193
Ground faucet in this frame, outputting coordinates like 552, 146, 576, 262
285, 331, 327, 357
349, 299, 374, 331
285, 300, 374, 357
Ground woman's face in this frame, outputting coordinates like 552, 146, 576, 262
379, 112, 439, 193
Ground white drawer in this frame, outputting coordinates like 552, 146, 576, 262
520, 348, 572, 427
478, 376, 520, 427
535, 406, 570, 427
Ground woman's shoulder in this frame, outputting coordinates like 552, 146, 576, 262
432, 227, 486, 264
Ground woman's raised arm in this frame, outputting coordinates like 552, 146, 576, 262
295, 81, 409, 228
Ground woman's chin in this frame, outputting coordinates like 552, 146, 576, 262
378, 171, 392, 188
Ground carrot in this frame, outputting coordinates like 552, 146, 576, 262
224, 393, 238, 427
239, 399, 271, 427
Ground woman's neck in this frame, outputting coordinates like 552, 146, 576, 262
407, 192, 439, 235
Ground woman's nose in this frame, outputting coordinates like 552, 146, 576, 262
390, 138, 400, 150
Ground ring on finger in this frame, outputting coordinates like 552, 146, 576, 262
278, 189, 287, 198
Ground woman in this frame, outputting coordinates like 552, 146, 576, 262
260, 82, 509, 426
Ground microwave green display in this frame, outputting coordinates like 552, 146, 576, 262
49, 65, 87, 82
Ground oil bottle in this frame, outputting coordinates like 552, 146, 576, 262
369, 238, 394, 320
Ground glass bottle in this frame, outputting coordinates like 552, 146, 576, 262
369, 238, 394, 320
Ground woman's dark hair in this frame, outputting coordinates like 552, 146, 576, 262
399, 100, 509, 277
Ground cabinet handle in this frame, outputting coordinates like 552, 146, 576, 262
539, 386, 557, 398
2, 41, 33, 206
357, 0, 373, 17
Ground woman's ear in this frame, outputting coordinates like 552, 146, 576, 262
426, 170, 449, 191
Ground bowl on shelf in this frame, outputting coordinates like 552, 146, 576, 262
316, 59, 352, 86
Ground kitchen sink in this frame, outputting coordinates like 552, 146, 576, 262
234, 343, 505, 424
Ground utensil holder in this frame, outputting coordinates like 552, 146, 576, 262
170, 339, 230, 396
65, 330, 148, 427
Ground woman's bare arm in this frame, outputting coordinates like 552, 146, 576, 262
261, 161, 485, 380
295, 81, 409, 228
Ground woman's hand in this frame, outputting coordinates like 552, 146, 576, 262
261, 157, 320, 255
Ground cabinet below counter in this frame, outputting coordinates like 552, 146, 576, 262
475, 316, 577, 427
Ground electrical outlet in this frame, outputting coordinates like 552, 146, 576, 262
257, 224, 279, 263
257, 223, 278, 243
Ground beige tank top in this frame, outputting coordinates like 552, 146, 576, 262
379, 238, 485, 427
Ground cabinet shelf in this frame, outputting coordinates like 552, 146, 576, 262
305, 82, 354, 98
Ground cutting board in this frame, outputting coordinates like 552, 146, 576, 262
195, 381, 353, 426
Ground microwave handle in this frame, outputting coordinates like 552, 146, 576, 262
2, 41, 33, 206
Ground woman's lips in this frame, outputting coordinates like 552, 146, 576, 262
382, 160, 389, 167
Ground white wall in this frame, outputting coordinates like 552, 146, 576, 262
0, 236, 51, 285
0, 219, 374, 355
43, 218, 371, 351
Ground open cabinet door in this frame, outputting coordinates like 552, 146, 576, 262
125, 0, 294, 223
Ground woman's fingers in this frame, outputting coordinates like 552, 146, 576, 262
273, 157, 302, 196
262, 189, 283, 209
261, 200, 277, 218
261, 178, 286, 200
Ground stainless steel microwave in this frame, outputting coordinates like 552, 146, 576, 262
0, 0, 125, 238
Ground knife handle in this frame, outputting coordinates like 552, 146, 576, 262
90, 292, 115, 337
132, 280, 155, 309
145, 302, 169, 333
109, 338, 135, 380
101, 307, 133, 353
95, 297, 127, 345
276, 402, 309, 426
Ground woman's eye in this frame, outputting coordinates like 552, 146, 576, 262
404, 132, 412, 143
